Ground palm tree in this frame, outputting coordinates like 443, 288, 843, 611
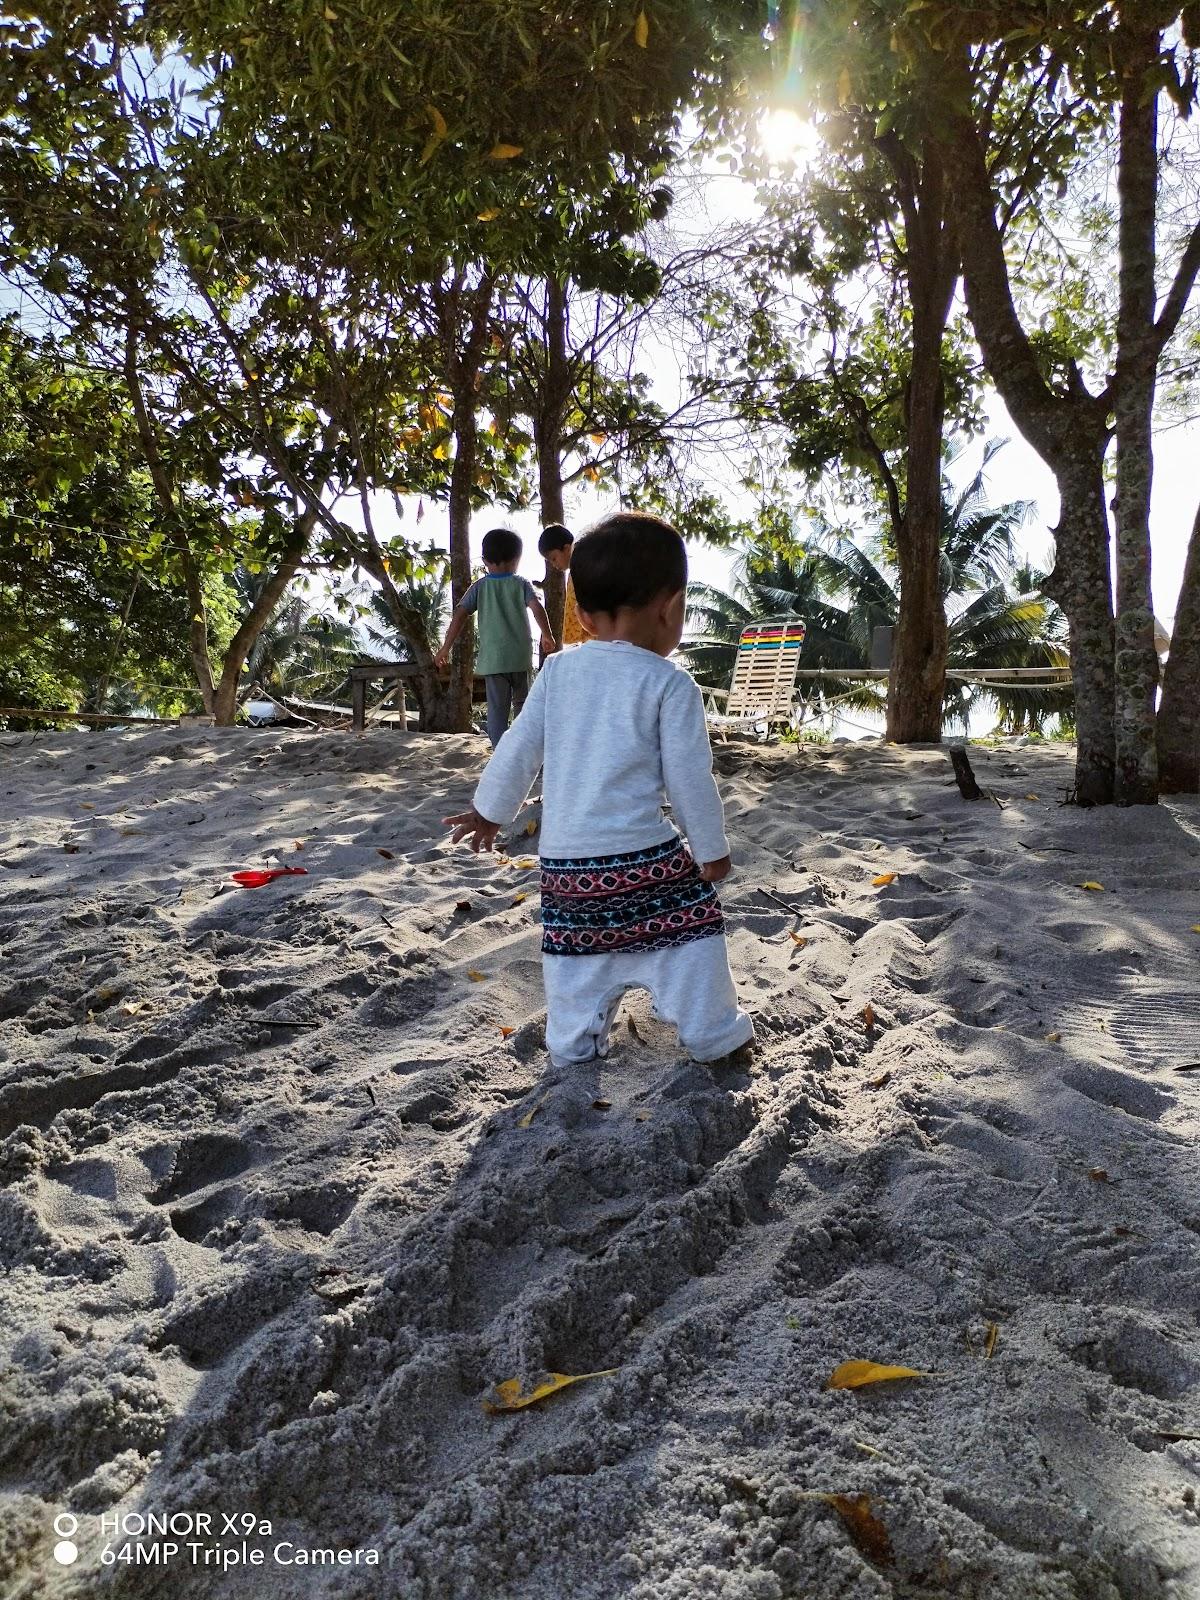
681, 548, 887, 718
683, 451, 1070, 734
232, 572, 360, 705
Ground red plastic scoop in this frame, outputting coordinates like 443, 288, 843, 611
231, 867, 309, 888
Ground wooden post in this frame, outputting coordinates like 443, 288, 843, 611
351, 676, 367, 735
949, 746, 984, 800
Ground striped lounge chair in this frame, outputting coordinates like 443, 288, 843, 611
707, 619, 807, 729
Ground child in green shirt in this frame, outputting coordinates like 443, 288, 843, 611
435, 527, 557, 748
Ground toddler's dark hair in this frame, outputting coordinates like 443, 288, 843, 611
571, 512, 687, 615
537, 523, 574, 555
481, 527, 522, 564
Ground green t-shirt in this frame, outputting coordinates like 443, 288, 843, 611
460, 574, 535, 676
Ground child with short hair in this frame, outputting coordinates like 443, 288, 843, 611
435, 527, 556, 749
445, 511, 753, 1069
537, 523, 590, 647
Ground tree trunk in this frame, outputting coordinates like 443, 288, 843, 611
1111, 18, 1162, 804
880, 135, 954, 744
436, 271, 495, 732
942, 89, 1115, 801
1042, 448, 1116, 805
445, 399, 478, 731
210, 516, 314, 726
537, 277, 571, 644
1157, 496, 1200, 792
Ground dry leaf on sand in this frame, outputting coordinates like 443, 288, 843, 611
827, 1360, 926, 1390
524, 819, 538, 836
816, 1494, 893, 1566
1079, 881, 1104, 892
862, 1003, 876, 1030
499, 1026, 516, 1039
482, 1369, 617, 1414
467, 969, 486, 982
790, 933, 808, 947
984, 1321, 999, 1359
871, 872, 897, 887
516, 1096, 547, 1129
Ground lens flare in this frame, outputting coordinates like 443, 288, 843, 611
758, 108, 818, 168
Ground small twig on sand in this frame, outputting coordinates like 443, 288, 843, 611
756, 887, 808, 918
260, 1018, 320, 1029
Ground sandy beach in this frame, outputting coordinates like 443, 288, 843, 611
2, 726, 1200, 1600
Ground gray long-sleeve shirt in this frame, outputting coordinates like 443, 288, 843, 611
472, 640, 730, 863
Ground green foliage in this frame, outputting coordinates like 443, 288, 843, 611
0, 648, 80, 730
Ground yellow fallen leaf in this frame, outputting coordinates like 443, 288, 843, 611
789, 933, 807, 947
872, 872, 897, 887
323, 5, 337, 17
827, 1359, 926, 1390
120, 1002, 143, 1016
489, 142, 524, 160
634, 8, 649, 46
862, 1003, 876, 1030
79, 801, 95, 809
467, 969, 486, 982
476, 207, 501, 221
515, 857, 538, 870
293, 839, 305, 851
516, 1095, 547, 1129
837, 65, 853, 104
1079, 881, 1104, 892
1025, 793, 1039, 801
1191, 925, 1200, 934
482, 1369, 617, 1414
525, 819, 538, 836
512, 892, 527, 905
984, 1321, 999, 1359
499, 1026, 516, 1039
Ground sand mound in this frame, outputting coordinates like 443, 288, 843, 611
2, 728, 1199, 1599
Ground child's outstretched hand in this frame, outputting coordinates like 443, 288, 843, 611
699, 855, 731, 883
444, 806, 501, 853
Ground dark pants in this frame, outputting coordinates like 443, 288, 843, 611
485, 672, 530, 748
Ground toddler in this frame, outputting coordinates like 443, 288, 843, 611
435, 527, 556, 748
445, 512, 753, 1068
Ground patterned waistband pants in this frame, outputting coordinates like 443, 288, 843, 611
539, 836, 753, 1068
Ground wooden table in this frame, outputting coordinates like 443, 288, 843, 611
349, 661, 419, 733
348, 662, 489, 733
